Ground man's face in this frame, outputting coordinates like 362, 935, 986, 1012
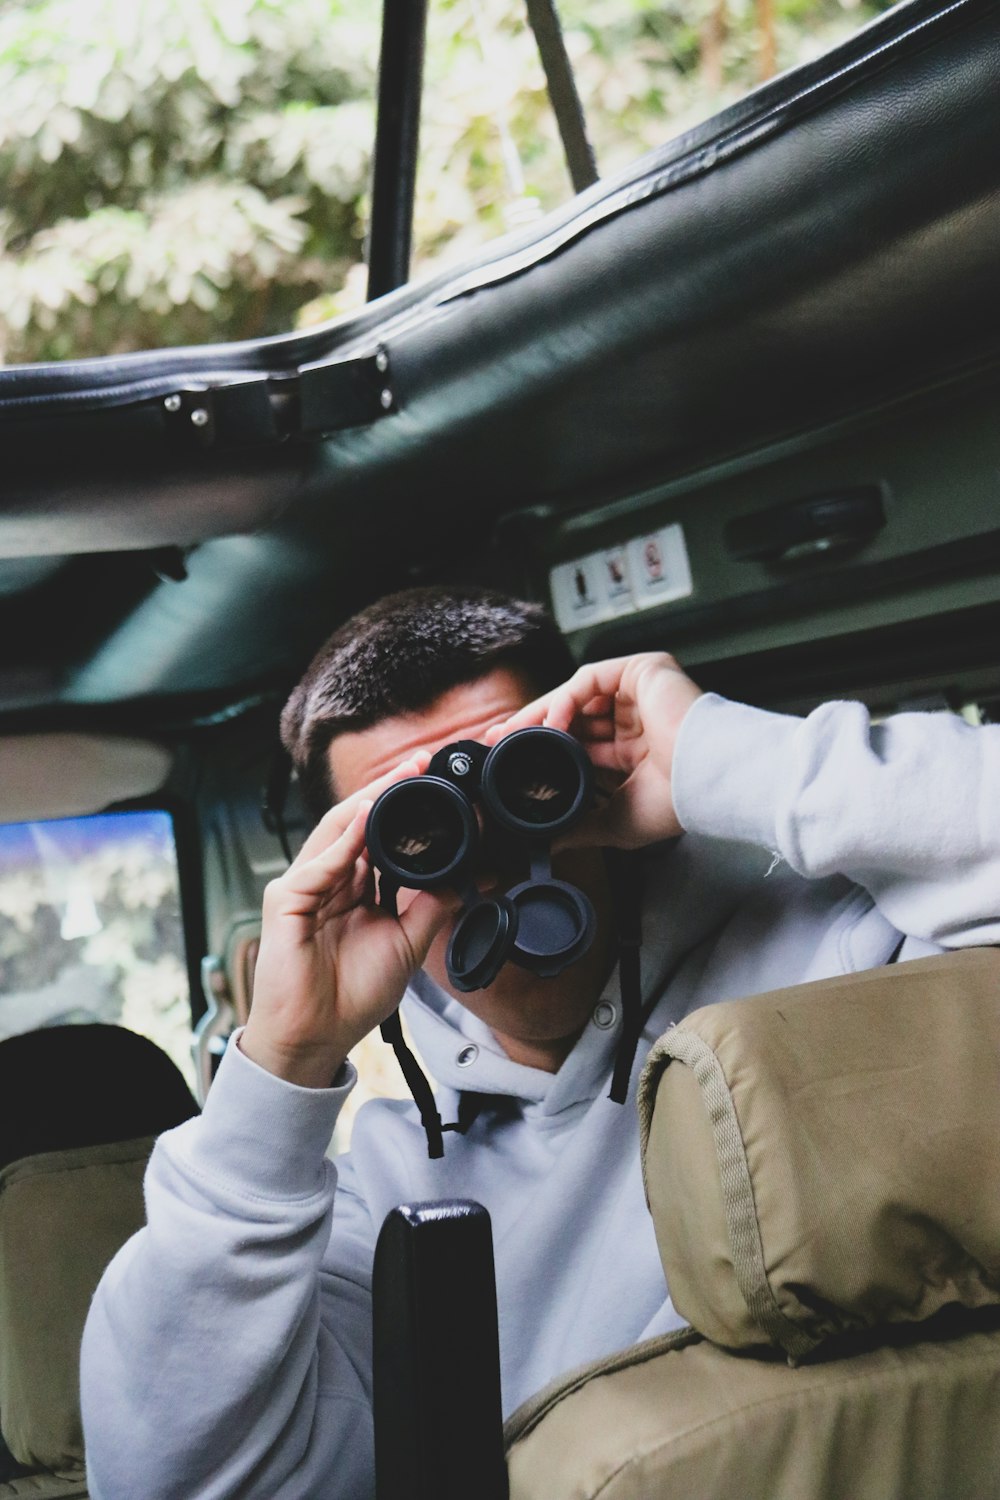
326, 665, 615, 1066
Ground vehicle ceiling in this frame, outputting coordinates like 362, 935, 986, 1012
0, 0, 997, 738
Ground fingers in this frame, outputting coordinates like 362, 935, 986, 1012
397, 888, 462, 969
579, 739, 627, 769
487, 659, 637, 742
484, 669, 629, 747
544, 659, 648, 732
295, 752, 428, 865
274, 806, 372, 913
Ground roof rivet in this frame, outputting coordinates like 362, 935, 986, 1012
375, 349, 389, 373
190, 408, 210, 427
379, 388, 393, 410
163, 394, 182, 413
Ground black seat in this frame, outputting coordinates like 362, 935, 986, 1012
0, 1022, 199, 1171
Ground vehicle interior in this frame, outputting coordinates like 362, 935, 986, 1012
0, 0, 998, 1492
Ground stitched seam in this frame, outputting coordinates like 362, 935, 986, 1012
165, 1142, 333, 1209
0, 0, 979, 422
504, 1330, 702, 1447
588, 1337, 1000, 1495
311, 1390, 371, 1408
0, 1140, 154, 1193
431, 0, 982, 313
660, 1029, 815, 1359
835, 887, 876, 974
0, 1155, 148, 1184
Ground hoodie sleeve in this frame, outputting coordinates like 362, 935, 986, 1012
81, 1036, 377, 1500
671, 693, 1000, 948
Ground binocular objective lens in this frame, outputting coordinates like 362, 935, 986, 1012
379, 786, 468, 878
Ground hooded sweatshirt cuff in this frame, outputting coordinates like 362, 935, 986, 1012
176, 1028, 356, 1200
672, 692, 802, 850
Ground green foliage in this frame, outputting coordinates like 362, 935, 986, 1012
0, 830, 193, 1084
412, 0, 898, 239
0, 0, 896, 364
0, 0, 377, 360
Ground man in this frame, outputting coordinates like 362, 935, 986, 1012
81, 586, 1000, 1499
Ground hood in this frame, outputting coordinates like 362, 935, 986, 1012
400, 833, 771, 1117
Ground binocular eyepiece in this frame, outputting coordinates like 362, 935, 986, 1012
365, 727, 596, 991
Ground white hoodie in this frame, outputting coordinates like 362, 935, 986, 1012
81, 695, 1000, 1499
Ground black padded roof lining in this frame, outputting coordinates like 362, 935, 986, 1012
0, 0, 995, 541
0, 0, 995, 715
0, 0, 990, 408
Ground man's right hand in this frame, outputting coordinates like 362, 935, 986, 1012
241, 756, 457, 1088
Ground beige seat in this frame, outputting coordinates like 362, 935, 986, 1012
0, 1024, 198, 1499
506, 950, 1000, 1499
0, 1138, 153, 1499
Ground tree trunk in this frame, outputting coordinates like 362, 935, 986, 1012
700, 0, 727, 93
757, 0, 777, 80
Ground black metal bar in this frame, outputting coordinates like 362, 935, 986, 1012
367, 0, 429, 301
523, 0, 598, 193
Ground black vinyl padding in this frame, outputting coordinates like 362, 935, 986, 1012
0, 1022, 198, 1171
373, 1200, 508, 1500
0, 0, 996, 718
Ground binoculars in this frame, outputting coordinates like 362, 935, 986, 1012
365, 727, 596, 991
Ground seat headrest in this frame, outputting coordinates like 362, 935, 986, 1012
638, 949, 1000, 1361
0, 1137, 153, 1473
0, 1023, 198, 1171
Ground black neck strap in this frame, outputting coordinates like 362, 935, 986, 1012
379, 1008, 446, 1159
377, 857, 648, 1157
606, 850, 645, 1104
375, 877, 443, 1159
379, 1005, 499, 1160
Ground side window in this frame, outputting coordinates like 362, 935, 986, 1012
1, 0, 901, 365
0, 809, 194, 1089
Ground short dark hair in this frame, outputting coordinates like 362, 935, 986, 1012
281, 585, 574, 816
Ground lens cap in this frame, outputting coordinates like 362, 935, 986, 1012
507, 878, 596, 978
446, 897, 518, 992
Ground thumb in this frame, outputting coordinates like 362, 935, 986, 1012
398, 888, 461, 969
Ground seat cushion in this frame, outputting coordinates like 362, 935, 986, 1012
506, 1323, 1000, 1500
638, 949, 1000, 1359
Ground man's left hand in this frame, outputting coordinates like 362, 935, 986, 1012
486, 652, 702, 849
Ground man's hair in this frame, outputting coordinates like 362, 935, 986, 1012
281, 585, 575, 816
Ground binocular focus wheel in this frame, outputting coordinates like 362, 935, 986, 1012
507, 879, 596, 978
446, 898, 519, 992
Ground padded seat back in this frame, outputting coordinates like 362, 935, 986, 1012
0, 1024, 198, 1494
506, 1321, 1000, 1499
0, 1024, 198, 1172
0, 1138, 153, 1475
505, 950, 1000, 1499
